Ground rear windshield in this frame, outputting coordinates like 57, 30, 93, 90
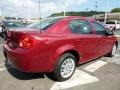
106, 21, 115, 24
27, 18, 60, 30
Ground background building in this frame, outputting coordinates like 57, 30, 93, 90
93, 12, 120, 21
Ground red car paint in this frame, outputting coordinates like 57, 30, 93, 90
3, 16, 117, 73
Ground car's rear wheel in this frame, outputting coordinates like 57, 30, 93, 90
53, 53, 76, 81
107, 44, 117, 57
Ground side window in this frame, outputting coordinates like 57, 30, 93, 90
117, 22, 120, 24
69, 20, 92, 34
92, 22, 106, 35
106, 21, 115, 24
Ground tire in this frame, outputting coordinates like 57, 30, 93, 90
53, 53, 76, 81
106, 44, 117, 57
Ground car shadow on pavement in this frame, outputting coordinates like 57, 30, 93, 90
4, 60, 57, 81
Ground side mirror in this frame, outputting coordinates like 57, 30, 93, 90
105, 29, 113, 35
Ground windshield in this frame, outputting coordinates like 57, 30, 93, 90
27, 18, 60, 30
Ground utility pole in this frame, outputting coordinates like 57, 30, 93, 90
38, 0, 41, 19
104, 0, 108, 24
61, 0, 67, 17
95, 1, 98, 19
38, 0, 42, 33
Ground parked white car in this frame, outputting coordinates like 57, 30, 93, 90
105, 20, 120, 30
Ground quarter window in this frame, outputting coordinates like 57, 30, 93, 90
69, 20, 92, 34
27, 18, 60, 30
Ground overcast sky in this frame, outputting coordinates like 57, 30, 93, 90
0, 0, 120, 18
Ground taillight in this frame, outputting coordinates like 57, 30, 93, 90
19, 36, 34, 48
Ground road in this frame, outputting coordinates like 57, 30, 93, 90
0, 32, 120, 90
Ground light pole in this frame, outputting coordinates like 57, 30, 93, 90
38, 0, 41, 19
104, 0, 108, 24
61, 0, 67, 17
95, 1, 98, 19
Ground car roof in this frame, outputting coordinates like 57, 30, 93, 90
64, 16, 95, 21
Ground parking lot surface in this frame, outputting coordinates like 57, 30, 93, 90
0, 31, 120, 90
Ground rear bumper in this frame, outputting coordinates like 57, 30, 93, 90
3, 44, 54, 73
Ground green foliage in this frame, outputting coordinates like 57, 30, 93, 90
50, 11, 105, 17
111, 8, 120, 13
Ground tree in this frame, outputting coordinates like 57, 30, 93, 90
50, 11, 104, 17
111, 8, 120, 13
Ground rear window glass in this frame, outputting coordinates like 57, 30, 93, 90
27, 18, 61, 30
106, 21, 115, 24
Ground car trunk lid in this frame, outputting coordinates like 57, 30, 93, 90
6, 28, 40, 48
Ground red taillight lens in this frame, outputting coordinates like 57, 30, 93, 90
19, 36, 34, 48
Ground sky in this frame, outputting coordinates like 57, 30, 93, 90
0, 0, 120, 18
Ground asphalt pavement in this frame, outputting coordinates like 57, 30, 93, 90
0, 32, 120, 90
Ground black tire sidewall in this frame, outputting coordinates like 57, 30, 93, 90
53, 53, 76, 81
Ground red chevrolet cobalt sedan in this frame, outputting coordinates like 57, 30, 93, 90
3, 16, 118, 81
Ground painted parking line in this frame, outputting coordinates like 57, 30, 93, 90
0, 63, 5, 66
101, 54, 120, 64
114, 35, 120, 38
84, 60, 108, 72
50, 69, 99, 90
0, 68, 7, 71
0, 61, 9, 66
0, 62, 12, 72
0, 67, 12, 72
0, 44, 3, 47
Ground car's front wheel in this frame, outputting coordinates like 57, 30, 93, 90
53, 53, 76, 81
107, 44, 117, 57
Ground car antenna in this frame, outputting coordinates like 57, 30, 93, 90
38, 0, 41, 33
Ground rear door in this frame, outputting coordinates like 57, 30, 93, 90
69, 19, 100, 63
91, 21, 114, 56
